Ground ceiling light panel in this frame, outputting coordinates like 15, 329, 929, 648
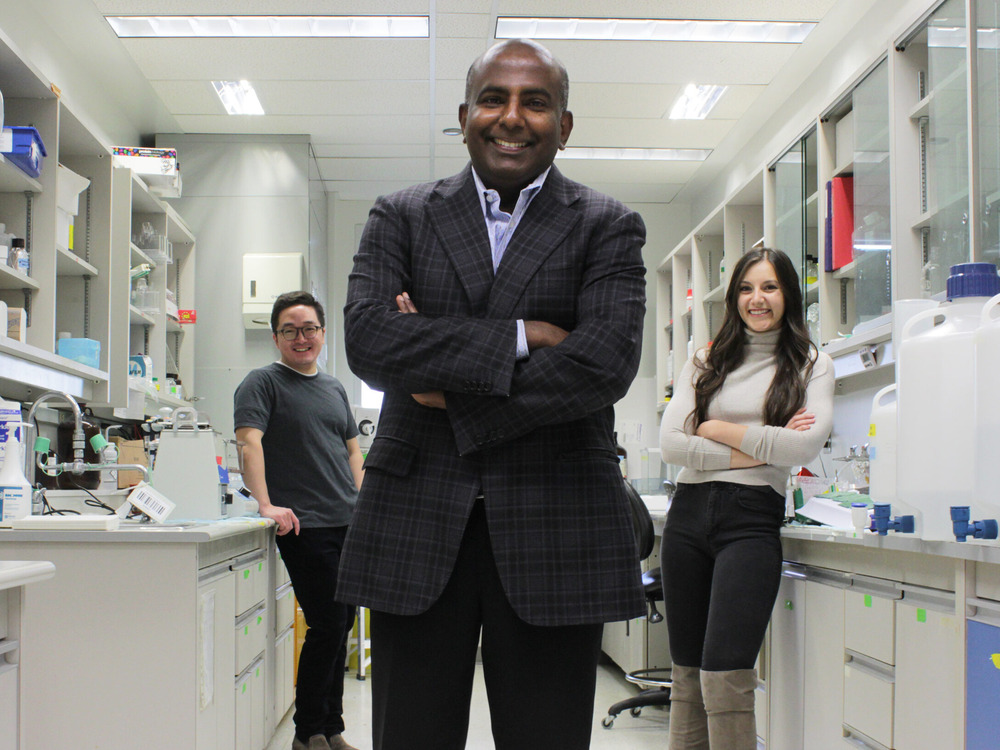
559, 147, 711, 161
106, 15, 430, 38
212, 80, 265, 115
496, 18, 816, 44
669, 84, 728, 119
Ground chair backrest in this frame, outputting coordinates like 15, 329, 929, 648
624, 479, 655, 561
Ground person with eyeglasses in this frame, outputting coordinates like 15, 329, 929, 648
234, 290, 363, 750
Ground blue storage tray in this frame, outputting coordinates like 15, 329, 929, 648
2, 125, 47, 178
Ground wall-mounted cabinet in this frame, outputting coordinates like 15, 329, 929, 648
658, 0, 1000, 410
0, 32, 195, 415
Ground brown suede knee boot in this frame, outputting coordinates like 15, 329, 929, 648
668, 664, 709, 750
701, 668, 758, 750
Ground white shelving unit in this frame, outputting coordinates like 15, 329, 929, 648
0, 32, 196, 412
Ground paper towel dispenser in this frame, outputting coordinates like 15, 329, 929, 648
243, 252, 307, 329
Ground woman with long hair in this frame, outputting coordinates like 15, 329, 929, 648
659, 248, 834, 749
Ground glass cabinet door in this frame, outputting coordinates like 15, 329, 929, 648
977, 0, 1000, 267
774, 129, 818, 312
853, 58, 893, 326
926, 0, 971, 295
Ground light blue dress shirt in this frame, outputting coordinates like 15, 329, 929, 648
471, 166, 552, 359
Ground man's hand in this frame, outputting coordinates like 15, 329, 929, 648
524, 320, 569, 350
785, 408, 816, 432
396, 292, 418, 314
259, 503, 300, 536
394, 293, 447, 409
412, 391, 447, 409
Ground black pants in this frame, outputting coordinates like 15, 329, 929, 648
276, 526, 356, 740
369, 501, 604, 750
662, 481, 784, 670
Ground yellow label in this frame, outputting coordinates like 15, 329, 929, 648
869, 424, 876, 437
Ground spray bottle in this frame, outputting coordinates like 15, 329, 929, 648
0, 420, 32, 521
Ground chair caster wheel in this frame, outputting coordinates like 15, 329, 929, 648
601, 716, 615, 729
630, 707, 642, 717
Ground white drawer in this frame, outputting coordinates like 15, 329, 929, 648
275, 550, 290, 586
844, 656, 894, 748
233, 553, 266, 616
845, 588, 896, 665
235, 605, 267, 675
276, 582, 295, 632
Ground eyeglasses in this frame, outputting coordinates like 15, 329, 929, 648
277, 325, 323, 341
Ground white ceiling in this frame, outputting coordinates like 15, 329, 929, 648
82, 0, 846, 205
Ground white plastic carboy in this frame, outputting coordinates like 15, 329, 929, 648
896, 262, 1000, 541
867, 383, 897, 506
974, 289, 1000, 533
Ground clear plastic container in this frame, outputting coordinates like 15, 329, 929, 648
897, 263, 999, 540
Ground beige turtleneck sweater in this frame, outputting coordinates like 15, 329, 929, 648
659, 328, 835, 495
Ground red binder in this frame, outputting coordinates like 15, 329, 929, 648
831, 176, 854, 270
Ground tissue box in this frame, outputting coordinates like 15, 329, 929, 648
56, 337, 101, 368
6, 307, 26, 342
112, 146, 181, 197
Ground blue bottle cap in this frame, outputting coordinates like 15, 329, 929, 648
946, 262, 1000, 300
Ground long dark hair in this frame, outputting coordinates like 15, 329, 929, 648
690, 248, 816, 429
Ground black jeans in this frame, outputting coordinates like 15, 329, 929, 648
276, 526, 356, 740
661, 481, 784, 671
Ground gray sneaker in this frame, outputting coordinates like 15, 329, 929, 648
292, 735, 331, 750
327, 734, 359, 750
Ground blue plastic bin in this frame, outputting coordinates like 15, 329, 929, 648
2, 126, 47, 178
57, 337, 101, 369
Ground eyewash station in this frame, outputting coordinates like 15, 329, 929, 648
0, 389, 295, 750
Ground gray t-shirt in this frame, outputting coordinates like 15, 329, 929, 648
234, 362, 359, 528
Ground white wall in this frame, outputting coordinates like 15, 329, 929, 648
157, 134, 314, 437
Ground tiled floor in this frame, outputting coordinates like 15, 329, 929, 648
265, 660, 670, 750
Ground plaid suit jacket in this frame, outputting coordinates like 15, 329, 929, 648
337, 164, 647, 626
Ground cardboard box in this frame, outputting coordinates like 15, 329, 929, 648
6, 307, 26, 342
109, 437, 148, 488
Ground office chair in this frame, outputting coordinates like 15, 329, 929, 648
602, 481, 673, 729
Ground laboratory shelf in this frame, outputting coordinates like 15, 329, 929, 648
0, 154, 43, 193
56, 246, 98, 277
0, 262, 40, 290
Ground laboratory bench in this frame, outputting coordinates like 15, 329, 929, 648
0, 517, 294, 750
625, 496, 1000, 750
761, 524, 1000, 750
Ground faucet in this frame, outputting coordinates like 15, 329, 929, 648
834, 443, 870, 489
24, 390, 85, 478
25, 389, 151, 491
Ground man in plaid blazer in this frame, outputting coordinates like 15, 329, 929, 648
337, 38, 647, 750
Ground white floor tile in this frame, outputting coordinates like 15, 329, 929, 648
266, 661, 669, 750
